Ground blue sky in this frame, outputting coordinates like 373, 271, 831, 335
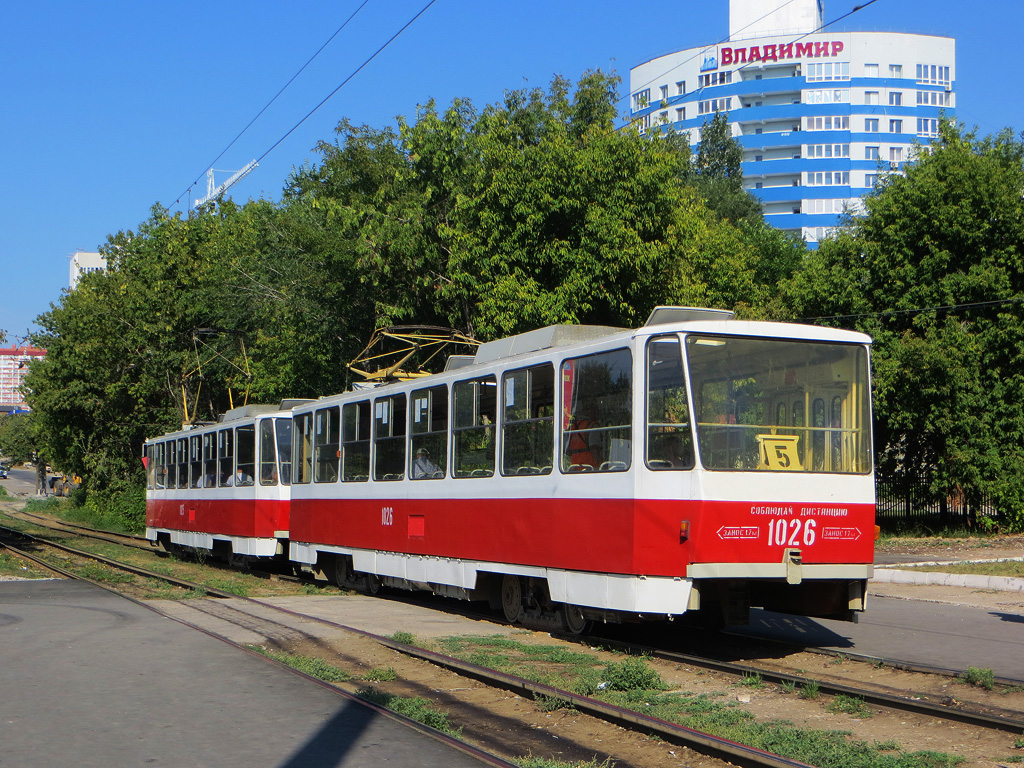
2, 0, 1020, 341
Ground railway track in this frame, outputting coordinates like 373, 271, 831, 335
3, 511, 1021, 767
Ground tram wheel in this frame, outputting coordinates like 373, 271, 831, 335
501, 574, 524, 623
562, 603, 590, 635
365, 574, 383, 595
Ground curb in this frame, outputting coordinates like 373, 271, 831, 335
872, 568, 1024, 593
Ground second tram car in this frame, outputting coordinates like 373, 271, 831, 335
145, 402, 301, 565
285, 308, 875, 631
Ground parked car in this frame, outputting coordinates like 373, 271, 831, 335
0, 466, 8, 479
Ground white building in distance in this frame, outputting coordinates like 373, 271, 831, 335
629, 0, 955, 245
69, 250, 106, 290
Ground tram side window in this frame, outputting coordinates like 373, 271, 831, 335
176, 438, 188, 489
501, 364, 554, 476
374, 394, 407, 481
453, 376, 497, 478
145, 444, 156, 489
646, 337, 694, 470
259, 419, 277, 485
202, 432, 217, 487
165, 440, 177, 488
218, 429, 234, 486
314, 406, 340, 483
411, 386, 447, 480
275, 418, 293, 485
189, 435, 202, 488
561, 348, 633, 472
293, 412, 314, 484
235, 425, 256, 486
342, 401, 370, 482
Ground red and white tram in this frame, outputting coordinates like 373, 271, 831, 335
286, 307, 875, 631
144, 402, 300, 565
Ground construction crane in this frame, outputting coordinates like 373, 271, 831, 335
193, 160, 258, 208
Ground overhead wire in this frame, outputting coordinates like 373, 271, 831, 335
173, 0, 437, 209
173, 1, 372, 208
248, 0, 437, 171
799, 296, 1024, 324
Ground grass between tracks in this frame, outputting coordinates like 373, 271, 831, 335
435, 635, 964, 768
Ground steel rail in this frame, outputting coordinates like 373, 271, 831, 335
573, 635, 1024, 734
250, 599, 815, 768
0, 523, 236, 597
0, 534, 515, 768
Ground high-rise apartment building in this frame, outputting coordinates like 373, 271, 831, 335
0, 347, 44, 414
629, 0, 955, 245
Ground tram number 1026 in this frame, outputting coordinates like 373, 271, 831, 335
767, 517, 817, 547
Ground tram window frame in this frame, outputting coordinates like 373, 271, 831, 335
645, 337, 694, 471
410, 385, 447, 480
176, 438, 188, 489
314, 406, 341, 483
152, 442, 166, 489
217, 428, 234, 486
235, 424, 256, 486
342, 401, 371, 482
560, 347, 633, 473
374, 394, 407, 481
292, 412, 314, 485
165, 439, 177, 489
275, 418, 293, 486
202, 432, 217, 488
500, 364, 554, 477
259, 419, 278, 485
453, 376, 497, 478
189, 435, 202, 488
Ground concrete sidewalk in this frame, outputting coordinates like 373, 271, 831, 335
0, 579, 502, 768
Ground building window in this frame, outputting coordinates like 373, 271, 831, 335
676, 81, 685, 95
632, 89, 650, 111
699, 71, 732, 88
917, 117, 940, 137
865, 146, 879, 160
865, 118, 879, 132
698, 96, 732, 115
889, 91, 902, 106
890, 147, 904, 163
806, 171, 851, 186
806, 116, 850, 131
864, 90, 879, 105
806, 62, 850, 82
889, 64, 903, 78
889, 119, 903, 133
660, 85, 668, 102
676, 107, 685, 122
917, 90, 951, 107
865, 173, 878, 187
659, 110, 669, 124
754, 154, 763, 162
806, 143, 850, 158
864, 63, 879, 77
805, 89, 850, 104
916, 64, 951, 86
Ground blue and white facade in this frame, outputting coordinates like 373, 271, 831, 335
629, 0, 955, 245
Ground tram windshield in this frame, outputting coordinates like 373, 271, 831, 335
685, 335, 871, 474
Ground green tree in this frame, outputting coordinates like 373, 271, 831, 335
0, 413, 35, 464
692, 111, 763, 225
784, 120, 1024, 529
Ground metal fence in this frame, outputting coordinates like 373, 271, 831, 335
875, 474, 1000, 529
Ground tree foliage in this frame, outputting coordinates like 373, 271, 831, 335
21, 70, 803, 525
783, 121, 1024, 528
